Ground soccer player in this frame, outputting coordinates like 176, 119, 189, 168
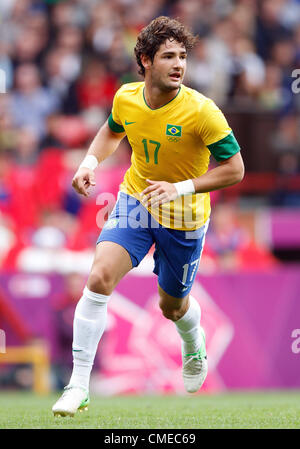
52, 16, 244, 416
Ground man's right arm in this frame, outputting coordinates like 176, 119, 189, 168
72, 119, 126, 197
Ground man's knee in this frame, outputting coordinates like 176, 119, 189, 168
87, 265, 115, 296
159, 303, 181, 321
159, 295, 189, 322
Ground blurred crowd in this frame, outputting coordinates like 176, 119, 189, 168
1, 0, 299, 272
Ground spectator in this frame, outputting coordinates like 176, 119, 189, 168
206, 203, 277, 271
0, 42, 14, 91
270, 114, 300, 206
186, 38, 220, 99
11, 24, 47, 68
54, 25, 84, 84
258, 62, 285, 110
10, 63, 60, 139
206, 203, 249, 271
231, 38, 266, 101
269, 38, 297, 115
42, 47, 80, 114
39, 114, 67, 151
255, 0, 292, 60
76, 59, 119, 110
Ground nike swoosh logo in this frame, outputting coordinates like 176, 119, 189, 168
125, 120, 136, 125
72, 349, 82, 352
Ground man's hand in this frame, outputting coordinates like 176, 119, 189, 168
72, 168, 96, 197
141, 179, 178, 208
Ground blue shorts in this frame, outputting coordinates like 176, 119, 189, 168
97, 192, 209, 298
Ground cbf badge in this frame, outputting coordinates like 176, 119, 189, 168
166, 124, 182, 142
104, 218, 119, 230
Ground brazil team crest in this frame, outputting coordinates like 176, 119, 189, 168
166, 124, 182, 142
104, 218, 119, 230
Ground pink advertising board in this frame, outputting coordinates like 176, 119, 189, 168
1, 268, 300, 393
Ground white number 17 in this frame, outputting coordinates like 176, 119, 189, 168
182, 258, 200, 284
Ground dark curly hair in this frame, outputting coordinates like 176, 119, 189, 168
134, 16, 198, 77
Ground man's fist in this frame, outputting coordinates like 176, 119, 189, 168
72, 167, 96, 197
141, 179, 178, 208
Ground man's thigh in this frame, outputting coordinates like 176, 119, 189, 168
96, 192, 154, 268
153, 220, 209, 298
88, 241, 133, 291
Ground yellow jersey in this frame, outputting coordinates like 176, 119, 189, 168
108, 82, 240, 230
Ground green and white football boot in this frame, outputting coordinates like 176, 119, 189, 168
182, 326, 208, 393
52, 385, 90, 417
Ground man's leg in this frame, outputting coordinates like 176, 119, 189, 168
69, 241, 132, 388
158, 285, 207, 393
158, 285, 202, 354
52, 241, 132, 416
152, 220, 209, 393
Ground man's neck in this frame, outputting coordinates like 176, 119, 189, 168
143, 83, 180, 109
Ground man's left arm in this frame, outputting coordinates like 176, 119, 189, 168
192, 151, 244, 192
141, 152, 244, 208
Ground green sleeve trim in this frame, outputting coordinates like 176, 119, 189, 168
207, 131, 240, 162
108, 113, 125, 133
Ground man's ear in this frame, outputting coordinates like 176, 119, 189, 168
141, 54, 151, 71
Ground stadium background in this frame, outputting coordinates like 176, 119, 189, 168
0, 0, 300, 397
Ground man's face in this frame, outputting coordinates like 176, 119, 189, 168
144, 39, 187, 91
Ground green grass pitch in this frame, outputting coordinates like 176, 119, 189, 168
0, 390, 300, 429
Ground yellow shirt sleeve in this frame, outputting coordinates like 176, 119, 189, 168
108, 88, 125, 133
196, 99, 240, 161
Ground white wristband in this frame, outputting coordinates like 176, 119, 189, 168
173, 179, 195, 196
79, 155, 98, 171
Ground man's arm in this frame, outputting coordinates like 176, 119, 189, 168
192, 151, 244, 193
141, 152, 244, 208
72, 120, 126, 197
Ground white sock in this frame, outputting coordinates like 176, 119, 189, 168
174, 296, 202, 355
68, 286, 110, 391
